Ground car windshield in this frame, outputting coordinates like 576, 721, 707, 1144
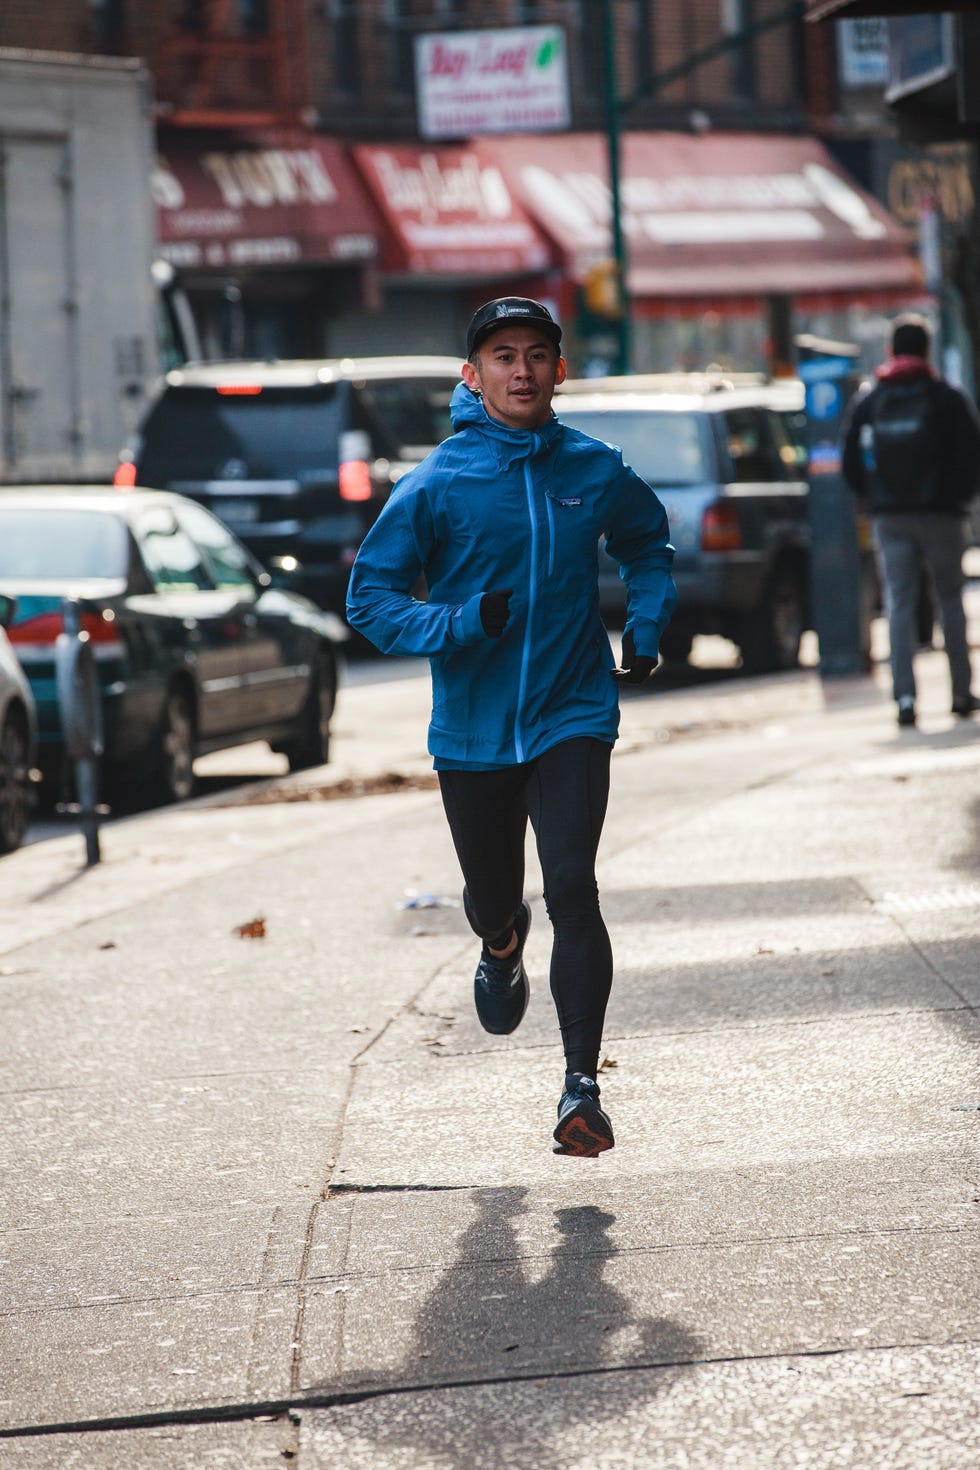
555, 409, 709, 486
0, 508, 129, 579
137, 385, 345, 481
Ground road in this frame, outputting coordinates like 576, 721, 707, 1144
1, 598, 979, 1467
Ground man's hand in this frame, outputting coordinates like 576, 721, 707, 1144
611, 628, 659, 684
480, 589, 513, 638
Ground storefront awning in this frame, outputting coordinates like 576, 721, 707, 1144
154, 132, 380, 270
491, 131, 922, 301
351, 143, 553, 278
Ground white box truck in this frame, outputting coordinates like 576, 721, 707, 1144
0, 49, 161, 483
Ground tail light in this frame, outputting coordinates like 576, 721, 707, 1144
701, 501, 743, 552
339, 459, 372, 502
113, 460, 138, 488
215, 384, 263, 396
9, 609, 124, 656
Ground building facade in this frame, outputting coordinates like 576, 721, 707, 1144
0, 0, 923, 373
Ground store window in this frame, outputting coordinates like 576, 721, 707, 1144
90, 0, 126, 50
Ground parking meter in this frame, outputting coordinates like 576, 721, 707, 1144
796, 335, 872, 678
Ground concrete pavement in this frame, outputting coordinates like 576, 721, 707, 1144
1, 604, 979, 1468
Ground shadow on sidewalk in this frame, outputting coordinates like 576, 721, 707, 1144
307, 1185, 702, 1469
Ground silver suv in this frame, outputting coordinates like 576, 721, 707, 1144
555, 378, 811, 672
119, 356, 462, 617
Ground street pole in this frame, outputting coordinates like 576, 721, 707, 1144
601, 0, 630, 374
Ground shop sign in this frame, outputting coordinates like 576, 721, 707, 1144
837, 18, 889, 89
885, 145, 974, 228
153, 143, 379, 269
355, 144, 550, 275
885, 14, 954, 103
414, 26, 570, 139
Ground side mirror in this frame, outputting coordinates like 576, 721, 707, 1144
0, 592, 17, 629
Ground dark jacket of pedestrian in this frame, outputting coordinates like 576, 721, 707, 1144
841, 354, 980, 517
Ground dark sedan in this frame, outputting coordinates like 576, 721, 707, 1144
0, 487, 348, 806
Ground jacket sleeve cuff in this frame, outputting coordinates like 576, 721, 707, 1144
451, 593, 487, 645
627, 621, 660, 662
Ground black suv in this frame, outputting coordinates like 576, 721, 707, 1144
118, 357, 462, 616
555, 378, 812, 672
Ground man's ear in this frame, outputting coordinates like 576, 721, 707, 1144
461, 361, 480, 393
555, 356, 567, 385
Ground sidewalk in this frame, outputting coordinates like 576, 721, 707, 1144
1, 612, 979, 1468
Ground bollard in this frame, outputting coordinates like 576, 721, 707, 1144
55, 598, 109, 865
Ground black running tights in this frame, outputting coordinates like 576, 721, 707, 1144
438, 737, 613, 1078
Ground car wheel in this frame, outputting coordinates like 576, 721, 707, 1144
738, 567, 806, 675
285, 648, 337, 772
0, 710, 32, 854
152, 685, 196, 804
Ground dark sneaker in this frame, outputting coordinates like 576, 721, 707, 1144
472, 900, 531, 1035
897, 698, 916, 728
553, 1075, 615, 1158
952, 694, 979, 718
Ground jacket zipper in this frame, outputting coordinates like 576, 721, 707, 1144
515, 458, 539, 763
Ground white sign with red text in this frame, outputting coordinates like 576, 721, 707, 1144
415, 26, 570, 139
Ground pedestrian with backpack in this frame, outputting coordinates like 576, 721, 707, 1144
841, 313, 980, 727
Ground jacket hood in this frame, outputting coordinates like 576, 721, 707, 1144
875, 355, 935, 384
449, 381, 562, 466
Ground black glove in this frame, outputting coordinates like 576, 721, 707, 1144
480, 589, 513, 638
612, 628, 659, 684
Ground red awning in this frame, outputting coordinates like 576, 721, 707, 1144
153, 132, 380, 270
351, 143, 553, 277
491, 131, 922, 301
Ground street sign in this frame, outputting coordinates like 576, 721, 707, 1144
414, 27, 570, 140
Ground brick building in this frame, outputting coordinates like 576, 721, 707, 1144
0, 1, 922, 371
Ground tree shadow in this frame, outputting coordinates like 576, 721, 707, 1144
307, 1185, 702, 1469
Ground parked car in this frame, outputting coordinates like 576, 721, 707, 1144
117, 356, 463, 617
0, 592, 38, 852
554, 380, 812, 672
0, 487, 348, 806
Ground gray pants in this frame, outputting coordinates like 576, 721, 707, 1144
872, 512, 972, 705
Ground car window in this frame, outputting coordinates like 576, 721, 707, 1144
137, 384, 345, 482
361, 377, 457, 459
553, 409, 709, 487
775, 408, 809, 475
0, 508, 129, 580
723, 407, 784, 483
137, 507, 213, 593
174, 501, 256, 592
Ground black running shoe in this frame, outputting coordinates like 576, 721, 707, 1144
472, 900, 531, 1035
553, 1075, 614, 1157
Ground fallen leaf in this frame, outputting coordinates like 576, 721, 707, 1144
597, 1056, 618, 1072
235, 917, 266, 939
98, 941, 117, 951
821, 969, 836, 977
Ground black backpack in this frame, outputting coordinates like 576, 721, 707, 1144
868, 377, 941, 509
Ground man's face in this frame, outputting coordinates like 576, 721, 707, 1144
461, 325, 566, 430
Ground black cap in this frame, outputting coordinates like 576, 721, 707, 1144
466, 297, 562, 357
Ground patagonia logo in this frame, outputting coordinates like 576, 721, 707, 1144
554, 496, 582, 507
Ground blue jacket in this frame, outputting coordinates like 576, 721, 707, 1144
346, 382, 676, 769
